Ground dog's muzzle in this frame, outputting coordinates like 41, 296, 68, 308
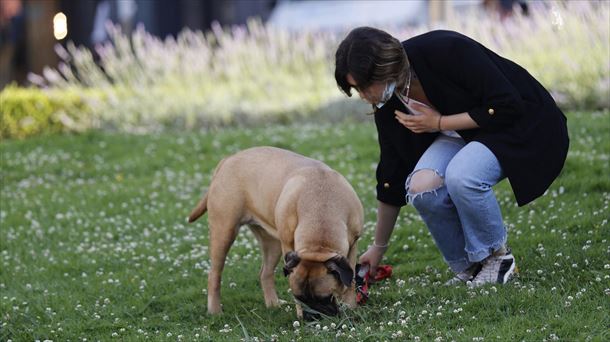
296, 294, 338, 320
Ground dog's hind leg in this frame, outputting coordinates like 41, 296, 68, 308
250, 225, 282, 307
207, 213, 240, 314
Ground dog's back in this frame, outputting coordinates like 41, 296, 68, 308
188, 146, 362, 236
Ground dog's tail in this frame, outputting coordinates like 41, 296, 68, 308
188, 157, 229, 223
188, 192, 208, 223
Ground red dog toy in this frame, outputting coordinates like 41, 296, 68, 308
355, 264, 393, 305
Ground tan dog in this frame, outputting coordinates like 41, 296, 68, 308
188, 146, 363, 319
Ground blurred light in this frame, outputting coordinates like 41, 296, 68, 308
551, 7, 564, 30
53, 12, 68, 40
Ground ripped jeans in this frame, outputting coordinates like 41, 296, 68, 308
406, 135, 507, 273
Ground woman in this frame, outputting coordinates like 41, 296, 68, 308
334, 27, 568, 286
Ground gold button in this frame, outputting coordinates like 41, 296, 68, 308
383, 182, 390, 189
488, 108, 495, 115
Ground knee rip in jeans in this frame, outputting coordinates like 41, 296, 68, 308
406, 169, 444, 203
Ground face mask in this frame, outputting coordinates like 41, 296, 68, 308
376, 81, 396, 108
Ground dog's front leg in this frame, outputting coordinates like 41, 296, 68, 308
250, 226, 282, 307
295, 302, 304, 319
341, 241, 359, 308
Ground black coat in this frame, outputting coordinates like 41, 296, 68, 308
374, 30, 569, 207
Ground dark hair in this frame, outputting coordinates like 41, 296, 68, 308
334, 27, 410, 97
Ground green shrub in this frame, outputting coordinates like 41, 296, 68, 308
0, 86, 94, 140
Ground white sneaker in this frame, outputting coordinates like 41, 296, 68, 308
469, 249, 516, 287
444, 263, 482, 286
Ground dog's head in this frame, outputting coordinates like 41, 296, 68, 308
283, 251, 353, 319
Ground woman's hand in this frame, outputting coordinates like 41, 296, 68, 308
358, 244, 387, 278
395, 102, 441, 133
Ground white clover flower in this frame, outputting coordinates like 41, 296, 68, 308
293, 321, 300, 328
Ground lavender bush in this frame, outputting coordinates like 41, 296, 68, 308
22, 1, 610, 134
28, 20, 350, 133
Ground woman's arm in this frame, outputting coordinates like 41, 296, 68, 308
395, 103, 479, 133
439, 112, 479, 131
373, 201, 400, 246
359, 201, 400, 277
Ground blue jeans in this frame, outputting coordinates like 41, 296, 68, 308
406, 135, 507, 273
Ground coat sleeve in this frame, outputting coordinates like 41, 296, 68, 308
444, 37, 525, 131
374, 107, 409, 207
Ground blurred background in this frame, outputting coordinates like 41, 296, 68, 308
1, 0, 534, 87
0, 0, 608, 139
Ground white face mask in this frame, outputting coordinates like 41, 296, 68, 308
376, 81, 396, 108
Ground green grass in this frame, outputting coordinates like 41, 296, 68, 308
1, 111, 609, 341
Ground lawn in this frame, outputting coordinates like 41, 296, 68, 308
1, 110, 608, 341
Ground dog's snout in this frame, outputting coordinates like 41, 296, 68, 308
316, 301, 339, 316
296, 295, 339, 319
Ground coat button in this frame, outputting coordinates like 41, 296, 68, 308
383, 182, 390, 189
488, 108, 495, 115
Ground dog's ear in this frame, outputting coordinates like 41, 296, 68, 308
283, 251, 301, 276
324, 256, 354, 287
